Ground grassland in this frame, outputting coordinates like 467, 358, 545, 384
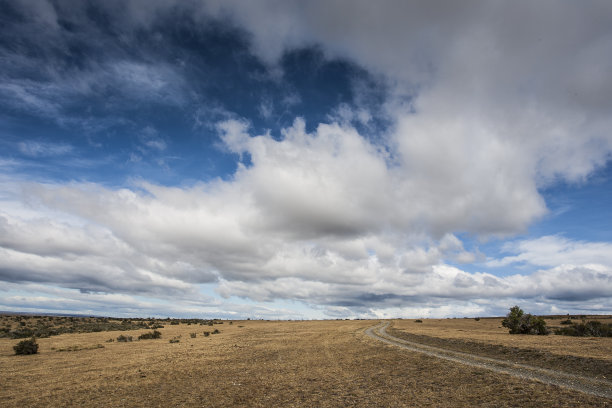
1, 315, 610, 407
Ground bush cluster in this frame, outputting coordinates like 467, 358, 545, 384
14, 337, 38, 355
138, 330, 162, 340
116, 334, 133, 342
502, 306, 549, 335
554, 320, 612, 337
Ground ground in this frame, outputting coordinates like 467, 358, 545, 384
1, 316, 610, 407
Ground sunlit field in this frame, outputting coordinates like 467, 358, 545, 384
1, 315, 610, 407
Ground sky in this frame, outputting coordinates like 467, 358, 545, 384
1, 0, 611, 319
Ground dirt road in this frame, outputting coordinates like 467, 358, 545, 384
365, 322, 612, 399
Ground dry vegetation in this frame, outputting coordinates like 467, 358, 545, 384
1, 315, 610, 407
390, 317, 612, 379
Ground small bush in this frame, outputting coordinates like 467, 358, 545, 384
116, 334, 133, 342
501, 306, 549, 335
203, 331, 210, 337
169, 338, 180, 343
138, 330, 162, 340
170, 321, 180, 325
474, 317, 481, 321
415, 319, 423, 323
106, 338, 114, 343
212, 329, 220, 334
14, 337, 38, 355
560, 319, 573, 325
190, 332, 197, 338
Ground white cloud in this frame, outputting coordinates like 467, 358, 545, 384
2, 118, 611, 316
488, 236, 612, 268
18, 141, 73, 157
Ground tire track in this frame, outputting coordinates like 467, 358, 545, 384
365, 322, 612, 399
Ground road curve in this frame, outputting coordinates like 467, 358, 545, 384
365, 322, 612, 400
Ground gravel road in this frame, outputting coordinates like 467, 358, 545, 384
365, 322, 612, 399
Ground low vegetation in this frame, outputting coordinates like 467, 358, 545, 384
502, 306, 549, 335
554, 320, 612, 337
55, 344, 104, 352
13, 337, 38, 355
116, 335, 133, 342
138, 330, 162, 340
0, 314, 223, 340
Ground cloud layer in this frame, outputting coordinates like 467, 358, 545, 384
1, 0, 612, 317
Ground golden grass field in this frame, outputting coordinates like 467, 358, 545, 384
1, 316, 611, 407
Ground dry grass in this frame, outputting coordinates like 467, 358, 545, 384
0, 318, 610, 407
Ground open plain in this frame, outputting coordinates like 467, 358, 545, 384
1, 316, 611, 407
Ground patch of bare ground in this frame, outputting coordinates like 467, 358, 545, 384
0, 320, 610, 407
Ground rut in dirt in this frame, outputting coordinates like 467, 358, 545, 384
365, 322, 612, 400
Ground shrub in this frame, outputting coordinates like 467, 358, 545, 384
415, 319, 423, 323
212, 329, 220, 334
190, 333, 197, 338
474, 317, 481, 321
560, 319, 573, 325
554, 320, 612, 337
138, 330, 162, 340
14, 337, 38, 355
501, 306, 549, 335
169, 338, 180, 343
116, 334, 133, 342
203, 331, 210, 337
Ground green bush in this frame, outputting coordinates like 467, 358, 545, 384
14, 337, 38, 355
501, 306, 549, 335
415, 319, 423, 323
212, 329, 220, 334
138, 330, 161, 340
554, 320, 612, 337
190, 332, 197, 338
203, 331, 210, 337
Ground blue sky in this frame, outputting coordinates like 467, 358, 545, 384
1, 0, 611, 319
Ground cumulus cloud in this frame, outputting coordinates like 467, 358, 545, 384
2, 117, 611, 317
